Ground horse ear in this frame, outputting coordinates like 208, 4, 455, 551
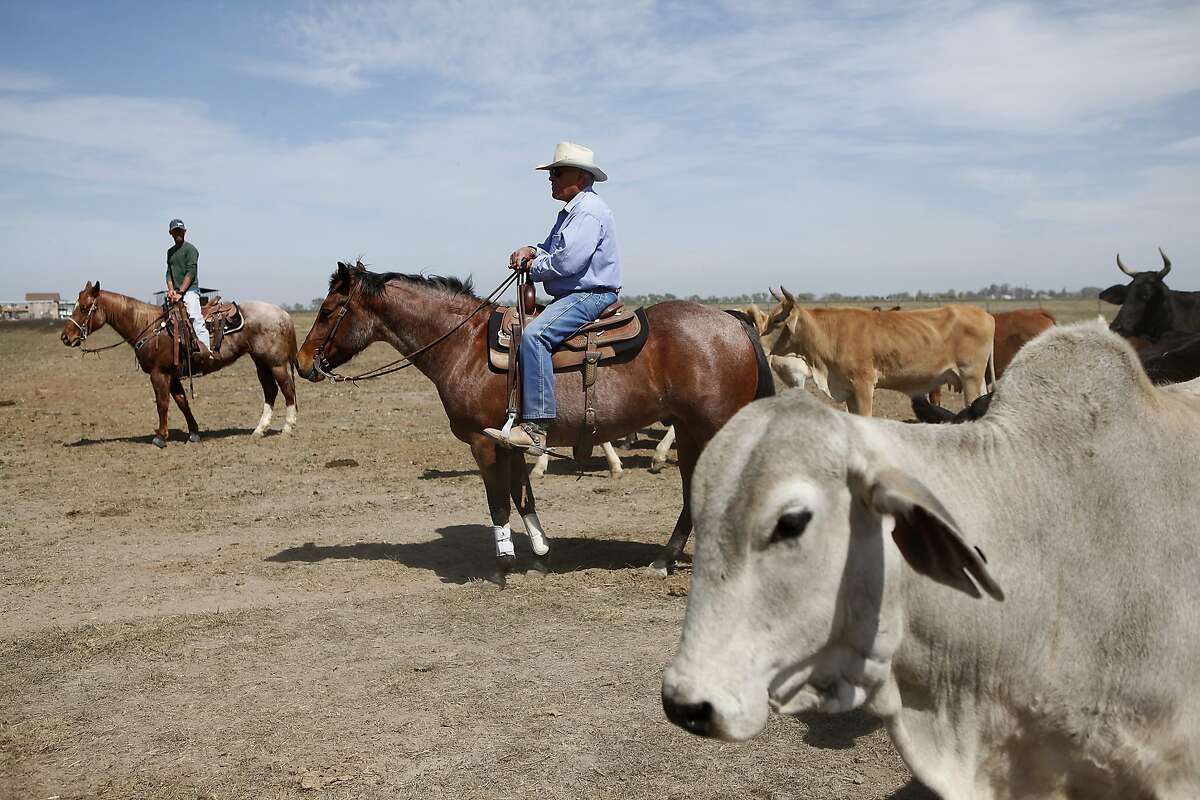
90, 281, 101, 296
332, 261, 352, 292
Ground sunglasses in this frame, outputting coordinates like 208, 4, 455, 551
548, 167, 572, 179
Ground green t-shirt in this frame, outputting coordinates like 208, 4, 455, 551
166, 241, 199, 289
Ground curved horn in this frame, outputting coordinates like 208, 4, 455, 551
1158, 247, 1171, 279
1116, 253, 1137, 277
769, 286, 783, 302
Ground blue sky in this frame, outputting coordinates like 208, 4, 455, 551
1, 1, 1198, 304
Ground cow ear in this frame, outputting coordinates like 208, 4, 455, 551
853, 467, 1004, 601
1098, 284, 1127, 305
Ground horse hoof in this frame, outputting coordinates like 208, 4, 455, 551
646, 559, 671, 578
152, 436, 167, 449
251, 429, 265, 438
281, 426, 294, 435
528, 559, 549, 575
188, 432, 200, 443
609, 470, 623, 480
487, 571, 508, 588
530, 469, 545, 479
648, 462, 665, 474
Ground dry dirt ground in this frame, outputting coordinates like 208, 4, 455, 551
1, 303, 1109, 800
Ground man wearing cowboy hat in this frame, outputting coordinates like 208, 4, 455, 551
165, 218, 213, 362
485, 141, 622, 452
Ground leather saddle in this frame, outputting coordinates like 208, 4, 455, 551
199, 296, 244, 350
487, 301, 649, 371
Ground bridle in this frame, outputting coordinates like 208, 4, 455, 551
312, 269, 522, 383
66, 298, 99, 344
69, 294, 172, 355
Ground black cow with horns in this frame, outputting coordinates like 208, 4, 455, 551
1099, 248, 1200, 341
1099, 247, 1200, 385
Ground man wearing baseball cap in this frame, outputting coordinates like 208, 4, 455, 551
484, 141, 622, 453
165, 219, 213, 362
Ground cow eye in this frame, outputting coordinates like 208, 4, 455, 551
770, 510, 812, 543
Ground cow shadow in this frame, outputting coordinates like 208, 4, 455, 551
64, 427, 256, 447
888, 781, 937, 799
793, 709, 883, 749
789, 712, 935, 798
265, 524, 667, 584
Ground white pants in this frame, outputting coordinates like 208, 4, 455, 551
182, 290, 211, 349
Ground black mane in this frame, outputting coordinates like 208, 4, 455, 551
332, 263, 476, 299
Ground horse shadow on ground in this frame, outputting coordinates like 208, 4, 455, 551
64, 427, 258, 447
418, 452, 665, 480
265, 523, 669, 584
789, 711, 936, 799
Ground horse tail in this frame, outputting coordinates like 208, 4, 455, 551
286, 316, 300, 410
724, 309, 775, 399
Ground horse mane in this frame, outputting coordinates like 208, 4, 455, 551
336, 262, 477, 300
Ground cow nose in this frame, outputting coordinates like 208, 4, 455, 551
662, 687, 716, 737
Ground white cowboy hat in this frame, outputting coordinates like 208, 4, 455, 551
535, 141, 607, 182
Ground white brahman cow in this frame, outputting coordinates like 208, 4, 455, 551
662, 321, 1200, 799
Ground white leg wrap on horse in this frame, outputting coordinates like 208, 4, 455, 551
283, 403, 297, 432
522, 512, 550, 556
532, 452, 549, 477
493, 524, 515, 558
253, 402, 273, 436
602, 441, 622, 476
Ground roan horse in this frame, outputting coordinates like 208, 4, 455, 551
296, 262, 773, 580
61, 281, 300, 446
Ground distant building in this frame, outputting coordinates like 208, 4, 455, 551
0, 292, 66, 320
25, 292, 61, 319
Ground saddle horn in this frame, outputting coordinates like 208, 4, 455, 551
1158, 247, 1172, 279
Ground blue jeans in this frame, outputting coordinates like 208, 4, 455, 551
521, 289, 619, 422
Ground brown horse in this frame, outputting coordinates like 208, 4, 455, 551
61, 281, 300, 447
296, 262, 773, 579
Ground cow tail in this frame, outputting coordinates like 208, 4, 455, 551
986, 341, 997, 392
724, 309, 776, 399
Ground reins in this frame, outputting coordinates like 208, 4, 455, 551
313, 270, 522, 383
73, 297, 170, 355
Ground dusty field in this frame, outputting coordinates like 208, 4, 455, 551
1, 302, 1111, 799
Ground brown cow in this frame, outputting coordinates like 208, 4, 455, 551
763, 288, 995, 416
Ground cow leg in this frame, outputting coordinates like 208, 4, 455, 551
251, 358, 278, 437
470, 437, 515, 585
649, 424, 676, 474
273, 363, 298, 434
846, 380, 875, 417
601, 441, 623, 479
507, 449, 549, 561
150, 371, 171, 448
169, 376, 201, 443
649, 430, 700, 576
962, 372, 986, 406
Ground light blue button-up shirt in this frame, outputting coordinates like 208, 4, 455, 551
529, 186, 622, 299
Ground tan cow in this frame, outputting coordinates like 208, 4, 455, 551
929, 308, 1056, 406
763, 287, 994, 416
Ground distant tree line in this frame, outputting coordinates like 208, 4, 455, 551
280, 284, 1108, 312
617, 284, 1109, 307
